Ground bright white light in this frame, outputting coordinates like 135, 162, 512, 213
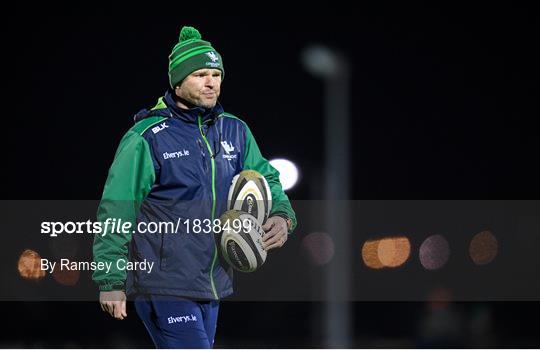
301, 45, 344, 78
269, 158, 299, 191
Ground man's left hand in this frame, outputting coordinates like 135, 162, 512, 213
261, 216, 288, 251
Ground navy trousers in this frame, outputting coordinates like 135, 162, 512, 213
134, 295, 220, 349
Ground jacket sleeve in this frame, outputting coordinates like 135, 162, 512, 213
242, 124, 297, 233
92, 130, 156, 291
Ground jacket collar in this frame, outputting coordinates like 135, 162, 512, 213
164, 89, 224, 124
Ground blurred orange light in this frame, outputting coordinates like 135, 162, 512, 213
363, 236, 411, 269
53, 265, 80, 286
362, 240, 384, 269
469, 230, 498, 265
17, 249, 46, 280
377, 237, 411, 268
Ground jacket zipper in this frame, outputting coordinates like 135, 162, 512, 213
198, 115, 219, 300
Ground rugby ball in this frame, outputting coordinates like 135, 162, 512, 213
227, 170, 272, 224
219, 210, 267, 272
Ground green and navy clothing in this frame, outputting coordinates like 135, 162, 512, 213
92, 90, 297, 300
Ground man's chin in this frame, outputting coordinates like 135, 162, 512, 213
199, 100, 217, 109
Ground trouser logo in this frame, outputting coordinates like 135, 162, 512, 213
167, 314, 198, 324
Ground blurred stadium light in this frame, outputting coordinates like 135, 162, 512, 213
419, 234, 450, 270
301, 231, 335, 266
301, 45, 344, 78
18, 249, 46, 280
302, 44, 351, 348
469, 230, 498, 266
269, 158, 299, 191
362, 239, 385, 269
378, 237, 411, 267
53, 266, 80, 286
362, 237, 411, 269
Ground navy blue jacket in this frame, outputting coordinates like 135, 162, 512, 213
93, 90, 297, 300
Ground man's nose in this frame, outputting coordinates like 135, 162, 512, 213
205, 76, 215, 88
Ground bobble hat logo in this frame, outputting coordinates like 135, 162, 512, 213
206, 51, 219, 62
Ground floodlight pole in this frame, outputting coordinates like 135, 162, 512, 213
301, 45, 352, 348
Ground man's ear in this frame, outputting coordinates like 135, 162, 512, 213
174, 85, 182, 97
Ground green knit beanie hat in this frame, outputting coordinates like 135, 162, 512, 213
168, 26, 224, 89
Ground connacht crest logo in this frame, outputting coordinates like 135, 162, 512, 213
221, 141, 235, 154
206, 51, 219, 62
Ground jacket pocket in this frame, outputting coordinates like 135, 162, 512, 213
160, 217, 186, 271
159, 231, 168, 270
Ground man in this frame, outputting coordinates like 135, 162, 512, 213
92, 26, 296, 348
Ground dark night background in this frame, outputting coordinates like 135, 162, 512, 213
1, 4, 539, 348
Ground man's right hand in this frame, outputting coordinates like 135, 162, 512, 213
99, 291, 127, 320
